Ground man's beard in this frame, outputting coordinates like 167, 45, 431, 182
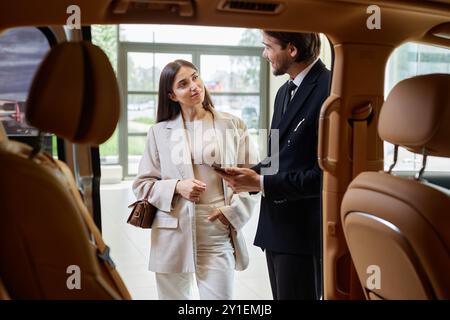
271, 56, 290, 76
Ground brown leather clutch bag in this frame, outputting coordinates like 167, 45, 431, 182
127, 200, 156, 229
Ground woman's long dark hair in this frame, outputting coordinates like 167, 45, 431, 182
156, 59, 214, 123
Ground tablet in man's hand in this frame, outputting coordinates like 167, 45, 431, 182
210, 163, 226, 173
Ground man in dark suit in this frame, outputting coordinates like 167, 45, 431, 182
218, 31, 330, 299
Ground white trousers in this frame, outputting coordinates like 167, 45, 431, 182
156, 202, 235, 300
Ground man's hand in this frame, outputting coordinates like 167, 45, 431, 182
216, 167, 261, 193
175, 179, 206, 202
207, 208, 230, 226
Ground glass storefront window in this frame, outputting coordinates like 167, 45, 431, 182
120, 25, 263, 47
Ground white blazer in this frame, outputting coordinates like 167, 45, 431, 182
132, 109, 259, 273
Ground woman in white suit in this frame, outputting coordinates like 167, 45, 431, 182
132, 60, 258, 300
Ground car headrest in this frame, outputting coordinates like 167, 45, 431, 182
378, 73, 450, 157
25, 41, 120, 145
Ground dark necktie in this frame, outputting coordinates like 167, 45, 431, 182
282, 81, 298, 116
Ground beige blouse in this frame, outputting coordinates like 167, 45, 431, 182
184, 112, 225, 205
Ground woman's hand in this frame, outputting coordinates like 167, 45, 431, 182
208, 208, 230, 226
175, 179, 206, 202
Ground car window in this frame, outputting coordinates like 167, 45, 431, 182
0, 27, 55, 154
384, 43, 450, 172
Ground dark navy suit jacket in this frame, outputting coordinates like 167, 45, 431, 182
253, 59, 331, 256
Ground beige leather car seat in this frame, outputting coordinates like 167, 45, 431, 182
0, 41, 130, 299
0, 122, 6, 142
341, 74, 450, 300
0, 276, 10, 300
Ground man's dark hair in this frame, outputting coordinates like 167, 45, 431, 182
264, 31, 321, 63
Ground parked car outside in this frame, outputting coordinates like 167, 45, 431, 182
0, 99, 36, 135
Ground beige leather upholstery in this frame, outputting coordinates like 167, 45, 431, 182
342, 172, 450, 299
0, 41, 130, 299
341, 74, 450, 300
26, 41, 120, 145
0, 122, 6, 142
378, 73, 450, 157
0, 277, 10, 300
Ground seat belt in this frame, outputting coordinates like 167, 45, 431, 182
52, 157, 132, 300
349, 103, 373, 300
351, 103, 373, 178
